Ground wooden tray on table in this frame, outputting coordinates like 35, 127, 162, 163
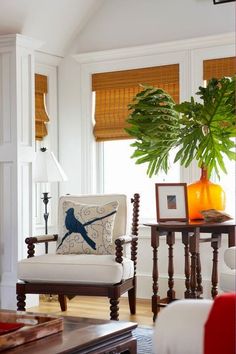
0, 310, 63, 352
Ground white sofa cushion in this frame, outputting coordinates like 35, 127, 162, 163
219, 247, 236, 292
219, 268, 236, 292
224, 246, 236, 269
17, 254, 134, 284
152, 299, 213, 354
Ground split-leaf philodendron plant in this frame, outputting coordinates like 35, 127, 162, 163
125, 77, 236, 179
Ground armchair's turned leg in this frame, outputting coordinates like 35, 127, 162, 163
110, 298, 119, 320
17, 294, 26, 311
58, 295, 67, 311
128, 278, 136, 314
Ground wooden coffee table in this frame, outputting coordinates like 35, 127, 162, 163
5, 315, 138, 353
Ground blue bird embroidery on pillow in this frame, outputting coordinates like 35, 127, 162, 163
57, 207, 117, 251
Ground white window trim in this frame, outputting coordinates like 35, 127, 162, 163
35, 53, 61, 235
74, 32, 235, 194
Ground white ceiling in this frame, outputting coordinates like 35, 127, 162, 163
0, 0, 104, 56
0, 0, 234, 57
74, 0, 235, 54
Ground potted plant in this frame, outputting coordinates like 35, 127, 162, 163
125, 77, 236, 219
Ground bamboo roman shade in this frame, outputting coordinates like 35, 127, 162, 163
92, 64, 179, 141
35, 74, 49, 141
203, 57, 236, 80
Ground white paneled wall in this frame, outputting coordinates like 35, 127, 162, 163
0, 34, 41, 309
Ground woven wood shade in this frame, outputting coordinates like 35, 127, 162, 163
35, 74, 49, 141
92, 64, 179, 141
203, 57, 236, 80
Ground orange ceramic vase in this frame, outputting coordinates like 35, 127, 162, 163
187, 167, 226, 220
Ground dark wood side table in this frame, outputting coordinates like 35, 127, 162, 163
144, 220, 236, 321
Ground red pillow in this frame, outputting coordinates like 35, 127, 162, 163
204, 293, 236, 354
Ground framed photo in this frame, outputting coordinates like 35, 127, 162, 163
155, 183, 189, 222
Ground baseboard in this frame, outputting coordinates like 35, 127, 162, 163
0, 282, 39, 309
137, 273, 214, 299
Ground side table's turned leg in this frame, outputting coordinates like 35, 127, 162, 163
151, 226, 160, 322
167, 231, 175, 301
182, 232, 191, 298
196, 252, 203, 298
228, 226, 236, 247
189, 228, 200, 299
211, 233, 221, 298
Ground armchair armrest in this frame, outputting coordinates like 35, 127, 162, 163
115, 235, 138, 244
115, 235, 138, 264
25, 234, 58, 258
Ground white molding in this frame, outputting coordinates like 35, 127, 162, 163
0, 34, 43, 51
0, 35, 36, 309
74, 32, 235, 64
34, 60, 60, 234
35, 51, 62, 67
0, 52, 12, 145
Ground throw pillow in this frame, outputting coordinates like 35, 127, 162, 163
56, 200, 118, 255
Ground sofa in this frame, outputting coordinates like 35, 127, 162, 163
152, 293, 235, 354
152, 246, 236, 354
219, 246, 236, 292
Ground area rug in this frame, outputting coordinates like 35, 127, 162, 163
133, 326, 153, 354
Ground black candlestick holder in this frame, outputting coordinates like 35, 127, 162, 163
41, 192, 51, 253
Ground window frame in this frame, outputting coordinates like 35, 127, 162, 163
74, 34, 235, 213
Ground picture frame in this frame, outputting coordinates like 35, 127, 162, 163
213, 0, 235, 4
155, 183, 189, 222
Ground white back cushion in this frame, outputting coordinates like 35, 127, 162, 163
59, 194, 127, 241
224, 246, 236, 270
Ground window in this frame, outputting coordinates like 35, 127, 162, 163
203, 56, 236, 218
92, 64, 180, 220
219, 153, 236, 217
92, 64, 179, 141
93, 56, 236, 220
102, 139, 180, 220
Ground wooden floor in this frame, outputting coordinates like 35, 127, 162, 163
29, 296, 155, 327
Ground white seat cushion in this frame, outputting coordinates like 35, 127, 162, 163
17, 254, 134, 284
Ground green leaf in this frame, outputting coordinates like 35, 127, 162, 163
125, 77, 236, 178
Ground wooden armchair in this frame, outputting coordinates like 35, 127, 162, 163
16, 193, 140, 320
